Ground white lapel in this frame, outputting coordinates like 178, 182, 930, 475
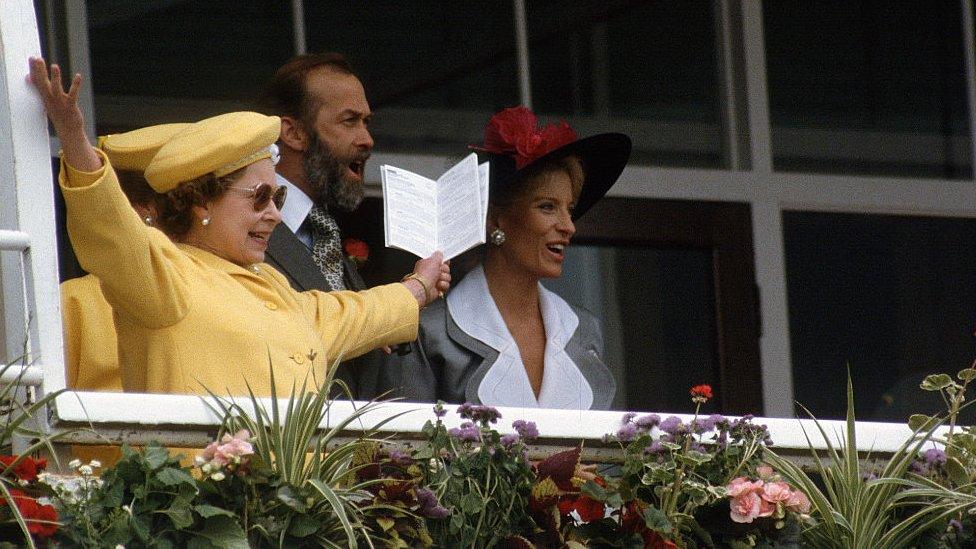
447, 265, 593, 409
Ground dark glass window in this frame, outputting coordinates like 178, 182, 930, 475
786, 211, 976, 422
88, 1, 293, 100
765, 1, 972, 179
305, 1, 519, 154
545, 245, 720, 413
528, 0, 722, 168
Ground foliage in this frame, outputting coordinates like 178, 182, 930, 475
415, 402, 537, 548
49, 444, 246, 548
198, 364, 417, 547
764, 374, 976, 549
555, 385, 803, 548
0, 351, 72, 547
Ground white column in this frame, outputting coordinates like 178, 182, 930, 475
740, 0, 794, 417
64, 0, 95, 140
291, 0, 307, 55
513, 0, 532, 109
0, 0, 65, 392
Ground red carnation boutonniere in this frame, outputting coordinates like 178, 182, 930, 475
472, 106, 578, 169
343, 238, 369, 266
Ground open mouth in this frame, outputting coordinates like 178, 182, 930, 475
248, 232, 270, 245
547, 243, 566, 258
347, 160, 365, 181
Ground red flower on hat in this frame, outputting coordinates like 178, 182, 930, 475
343, 238, 369, 265
474, 106, 577, 169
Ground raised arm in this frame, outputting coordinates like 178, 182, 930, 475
28, 57, 100, 173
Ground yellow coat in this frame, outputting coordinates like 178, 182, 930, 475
60, 274, 123, 392
59, 151, 418, 397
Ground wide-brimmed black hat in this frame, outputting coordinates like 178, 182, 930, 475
472, 106, 631, 220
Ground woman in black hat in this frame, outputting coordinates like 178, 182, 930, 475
392, 107, 631, 409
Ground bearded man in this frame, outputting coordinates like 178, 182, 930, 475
259, 53, 394, 397
260, 53, 373, 293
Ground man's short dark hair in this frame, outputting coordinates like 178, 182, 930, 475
259, 52, 358, 127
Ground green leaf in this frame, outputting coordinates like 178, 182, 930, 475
944, 456, 970, 486
143, 445, 171, 469
908, 414, 936, 431
920, 373, 953, 391
187, 515, 249, 549
287, 513, 320, 538
160, 502, 194, 530
460, 492, 484, 514
959, 368, 976, 381
193, 504, 236, 519
156, 467, 196, 487
642, 505, 672, 535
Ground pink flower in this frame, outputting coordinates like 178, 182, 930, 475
730, 492, 762, 523
786, 488, 811, 514
201, 430, 253, 469
762, 481, 793, 503
727, 477, 763, 497
756, 465, 775, 479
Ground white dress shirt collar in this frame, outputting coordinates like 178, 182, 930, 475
446, 264, 592, 409
276, 173, 314, 234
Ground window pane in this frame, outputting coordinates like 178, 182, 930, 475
545, 245, 720, 413
88, 1, 292, 99
785, 211, 976, 422
305, 1, 519, 154
765, 1, 973, 178
87, 1, 294, 130
528, 0, 722, 168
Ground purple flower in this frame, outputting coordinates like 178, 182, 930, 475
922, 448, 947, 466
448, 422, 481, 442
388, 450, 412, 465
659, 416, 684, 435
635, 414, 661, 430
432, 401, 447, 418
512, 420, 539, 441
457, 403, 501, 425
950, 519, 964, 533
621, 412, 637, 424
617, 423, 639, 442
645, 441, 664, 454
500, 433, 520, 448
415, 487, 450, 519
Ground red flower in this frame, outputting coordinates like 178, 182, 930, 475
343, 238, 369, 264
2, 489, 58, 538
0, 455, 46, 482
475, 106, 578, 169
690, 384, 713, 403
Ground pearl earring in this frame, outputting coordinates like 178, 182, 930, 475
202, 217, 211, 226
490, 228, 506, 246
144, 216, 153, 226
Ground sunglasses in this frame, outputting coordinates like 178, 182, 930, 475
226, 183, 288, 211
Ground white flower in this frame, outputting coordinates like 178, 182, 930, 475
194, 456, 206, 466
78, 465, 93, 476
210, 471, 225, 481
68, 459, 81, 469
89, 460, 102, 468
116, 545, 126, 549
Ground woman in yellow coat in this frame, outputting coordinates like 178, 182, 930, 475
32, 58, 450, 397
61, 123, 189, 392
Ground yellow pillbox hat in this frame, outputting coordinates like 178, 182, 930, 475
97, 123, 191, 172
144, 112, 280, 193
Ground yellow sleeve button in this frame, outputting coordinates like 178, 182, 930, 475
264, 301, 278, 310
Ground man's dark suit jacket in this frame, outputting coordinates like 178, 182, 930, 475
263, 223, 386, 399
